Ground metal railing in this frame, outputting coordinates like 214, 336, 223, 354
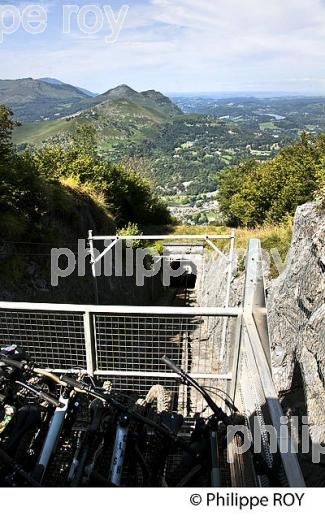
87, 231, 236, 305
0, 302, 238, 417
229, 240, 305, 487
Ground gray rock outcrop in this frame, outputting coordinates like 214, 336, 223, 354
268, 201, 325, 443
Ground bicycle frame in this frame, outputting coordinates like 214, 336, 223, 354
68, 399, 106, 487
31, 389, 71, 484
109, 414, 130, 486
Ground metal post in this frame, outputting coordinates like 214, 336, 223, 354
219, 230, 236, 362
225, 230, 236, 308
83, 311, 96, 375
88, 230, 99, 305
244, 313, 305, 487
227, 313, 243, 405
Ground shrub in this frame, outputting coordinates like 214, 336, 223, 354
217, 133, 324, 227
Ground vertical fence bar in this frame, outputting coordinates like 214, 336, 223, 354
219, 230, 236, 362
88, 230, 99, 305
83, 311, 96, 375
227, 313, 243, 404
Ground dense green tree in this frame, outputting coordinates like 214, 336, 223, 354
70, 123, 97, 156
217, 133, 325, 227
32, 145, 170, 226
0, 105, 20, 161
31, 125, 170, 226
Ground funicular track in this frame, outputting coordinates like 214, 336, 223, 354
0, 234, 305, 487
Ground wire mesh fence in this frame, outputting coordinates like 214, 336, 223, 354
0, 310, 86, 370
0, 306, 235, 419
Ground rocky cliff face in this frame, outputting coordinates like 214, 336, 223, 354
268, 201, 325, 444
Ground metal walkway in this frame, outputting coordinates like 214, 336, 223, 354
0, 237, 305, 487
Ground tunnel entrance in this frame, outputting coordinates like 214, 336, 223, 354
169, 260, 197, 289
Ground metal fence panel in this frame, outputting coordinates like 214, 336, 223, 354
0, 310, 86, 370
0, 304, 235, 418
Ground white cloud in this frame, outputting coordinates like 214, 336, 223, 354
1, 0, 325, 92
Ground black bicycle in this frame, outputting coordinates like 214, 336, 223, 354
0, 349, 282, 487
161, 356, 283, 487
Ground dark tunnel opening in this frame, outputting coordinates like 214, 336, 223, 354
169, 260, 197, 289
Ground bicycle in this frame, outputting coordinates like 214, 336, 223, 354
161, 356, 283, 487
58, 374, 195, 486
0, 350, 82, 485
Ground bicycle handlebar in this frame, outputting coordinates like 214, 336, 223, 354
0, 354, 68, 387
60, 374, 85, 391
161, 356, 184, 377
15, 381, 63, 408
0, 355, 28, 371
59, 375, 195, 455
162, 356, 230, 425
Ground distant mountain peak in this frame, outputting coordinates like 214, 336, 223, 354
142, 89, 164, 96
39, 77, 64, 86
101, 84, 138, 97
95, 84, 182, 117
141, 89, 183, 114
39, 77, 98, 97
0, 77, 91, 121
142, 89, 174, 102
0, 78, 181, 122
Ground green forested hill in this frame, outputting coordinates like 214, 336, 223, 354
13, 96, 175, 146
93, 84, 182, 118
1, 79, 181, 123
6, 79, 259, 197
0, 78, 91, 121
7, 81, 325, 202
1, 105, 171, 243
12, 83, 183, 149
12, 85, 253, 196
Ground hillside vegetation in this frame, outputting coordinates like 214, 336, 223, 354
13, 96, 173, 147
217, 133, 325, 227
10, 81, 255, 196
6, 81, 325, 202
13, 95, 249, 196
0, 106, 170, 244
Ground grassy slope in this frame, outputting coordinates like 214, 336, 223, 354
13, 98, 169, 146
144, 223, 292, 278
0, 178, 116, 302
13, 119, 74, 145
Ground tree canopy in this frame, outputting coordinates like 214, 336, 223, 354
217, 133, 325, 227
0, 105, 20, 159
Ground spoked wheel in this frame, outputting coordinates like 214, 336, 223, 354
136, 384, 173, 414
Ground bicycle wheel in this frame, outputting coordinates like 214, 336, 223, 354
136, 385, 173, 414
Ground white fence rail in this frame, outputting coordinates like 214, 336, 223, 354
0, 302, 237, 416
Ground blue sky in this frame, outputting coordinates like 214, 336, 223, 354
1, 0, 325, 94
